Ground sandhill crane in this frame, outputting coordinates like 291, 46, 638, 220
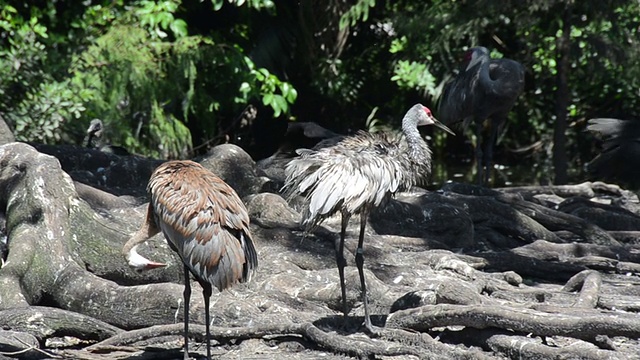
282, 104, 453, 332
438, 46, 525, 185
122, 160, 258, 360
85, 118, 130, 156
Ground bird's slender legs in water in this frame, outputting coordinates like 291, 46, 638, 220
335, 212, 349, 321
475, 121, 485, 185
202, 283, 213, 360
182, 264, 191, 360
355, 208, 374, 333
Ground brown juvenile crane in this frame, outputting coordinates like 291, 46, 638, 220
438, 46, 525, 185
123, 160, 258, 360
282, 104, 453, 332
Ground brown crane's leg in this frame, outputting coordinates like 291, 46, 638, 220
355, 208, 374, 333
335, 211, 350, 323
182, 264, 191, 360
475, 120, 485, 185
202, 283, 213, 360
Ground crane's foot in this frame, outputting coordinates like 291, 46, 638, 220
362, 322, 382, 337
361, 313, 383, 337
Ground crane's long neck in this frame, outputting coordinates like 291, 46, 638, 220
123, 203, 166, 270
402, 119, 432, 172
85, 133, 95, 148
475, 53, 492, 87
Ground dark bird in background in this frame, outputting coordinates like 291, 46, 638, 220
85, 118, 130, 156
438, 46, 525, 185
282, 104, 453, 332
587, 118, 640, 188
123, 160, 258, 360
257, 121, 343, 167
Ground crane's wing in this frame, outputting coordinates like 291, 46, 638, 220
283, 132, 411, 229
587, 118, 640, 149
587, 118, 640, 185
437, 70, 478, 127
487, 59, 525, 104
148, 161, 258, 291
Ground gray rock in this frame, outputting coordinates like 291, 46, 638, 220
198, 143, 275, 198
0, 114, 14, 145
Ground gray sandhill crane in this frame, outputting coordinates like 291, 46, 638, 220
123, 160, 258, 360
438, 46, 525, 185
282, 104, 453, 332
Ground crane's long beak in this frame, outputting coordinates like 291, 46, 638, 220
433, 119, 455, 135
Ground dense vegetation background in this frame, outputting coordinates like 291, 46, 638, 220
1, 0, 639, 186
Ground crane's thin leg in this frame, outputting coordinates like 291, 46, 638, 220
485, 125, 498, 186
355, 208, 375, 334
475, 120, 484, 185
202, 284, 213, 360
182, 265, 191, 360
335, 212, 349, 324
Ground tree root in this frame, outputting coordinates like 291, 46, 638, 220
0, 306, 122, 343
499, 195, 620, 246
86, 322, 456, 359
563, 270, 602, 309
386, 303, 640, 344
486, 332, 625, 360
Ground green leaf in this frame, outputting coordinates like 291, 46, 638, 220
274, 94, 287, 115
286, 87, 298, 103
170, 19, 188, 38
262, 93, 274, 106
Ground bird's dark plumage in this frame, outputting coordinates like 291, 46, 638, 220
439, 46, 525, 184
587, 118, 640, 187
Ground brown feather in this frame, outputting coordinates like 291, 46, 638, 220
147, 160, 258, 291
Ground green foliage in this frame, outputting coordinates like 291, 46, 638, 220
1, 0, 295, 158
136, 0, 188, 39
246, 62, 298, 117
340, 0, 376, 29
391, 60, 437, 96
210, 0, 275, 12
69, 21, 296, 158
12, 81, 87, 144
1, 0, 639, 182
0, 5, 87, 143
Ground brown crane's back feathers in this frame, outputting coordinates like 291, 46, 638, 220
148, 160, 258, 291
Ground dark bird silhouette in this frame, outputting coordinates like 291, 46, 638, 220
587, 118, 640, 188
438, 46, 525, 185
122, 160, 258, 360
282, 104, 453, 332
257, 121, 343, 168
85, 118, 130, 156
